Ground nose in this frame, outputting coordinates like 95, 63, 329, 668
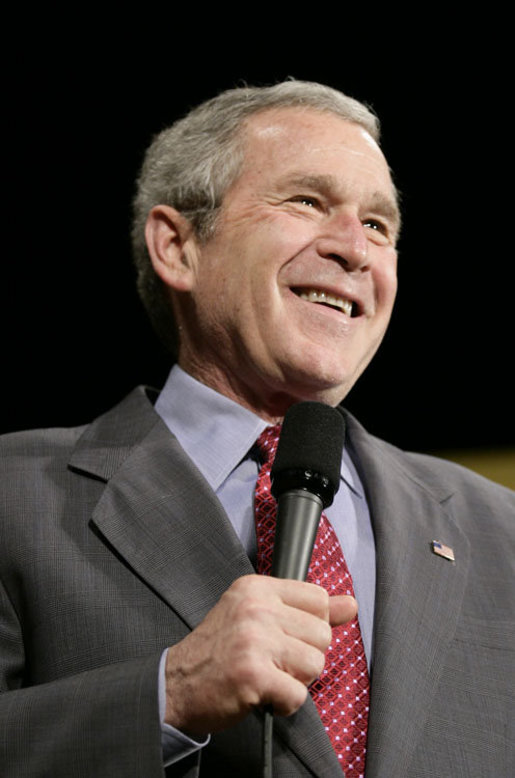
316, 212, 369, 272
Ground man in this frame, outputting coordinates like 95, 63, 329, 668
1, 81, 513, 777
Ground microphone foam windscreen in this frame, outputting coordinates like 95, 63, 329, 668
271, 402, 345, 496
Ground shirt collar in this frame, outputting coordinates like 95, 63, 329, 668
154, 365, 363, 498
154, 366, 267, 491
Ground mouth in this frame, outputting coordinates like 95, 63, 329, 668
292, 287, 359, 318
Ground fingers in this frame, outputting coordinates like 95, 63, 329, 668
232, 574, 330, 619
258, 577, 357, 627
164, 575, 357, 736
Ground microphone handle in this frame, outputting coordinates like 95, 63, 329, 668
270, 489, 324, 581
263, 489, 323, 778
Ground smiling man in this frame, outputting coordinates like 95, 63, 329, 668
145, 109, 399, 419
1, 81, 513, 778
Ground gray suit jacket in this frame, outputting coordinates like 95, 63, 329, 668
1, 387, 513, 777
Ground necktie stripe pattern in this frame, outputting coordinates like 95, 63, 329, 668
254, 424, 370, 777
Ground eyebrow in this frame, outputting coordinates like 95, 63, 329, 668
278, 173, 338, 198
278, 172, 402, 237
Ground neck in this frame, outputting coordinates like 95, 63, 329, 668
178, 357, 346, 424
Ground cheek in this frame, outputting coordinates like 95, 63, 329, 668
251, 213, 317, 270
375, 254, 398, 307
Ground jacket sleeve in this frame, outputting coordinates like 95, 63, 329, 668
0, 570, 171, 778
0, 427, 202, 778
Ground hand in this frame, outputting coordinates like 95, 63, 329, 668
164, 574, 357, 737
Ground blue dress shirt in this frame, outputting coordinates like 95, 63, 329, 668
154, 366, 376, 763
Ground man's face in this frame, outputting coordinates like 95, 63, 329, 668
178, 108, 400, 419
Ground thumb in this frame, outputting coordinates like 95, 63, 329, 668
328, 594, 358, 627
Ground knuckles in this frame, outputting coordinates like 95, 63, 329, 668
317, 621, 333, 651
274, 685, 309, 718
167, 574, 333, 727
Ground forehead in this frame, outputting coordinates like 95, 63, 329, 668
236, 107, 395, 197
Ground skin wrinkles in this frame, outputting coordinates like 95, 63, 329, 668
268, 173, 400, 243
151, 107, 399, 421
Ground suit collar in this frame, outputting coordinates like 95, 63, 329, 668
70, 387, 254, 629
68, 386, 161, 481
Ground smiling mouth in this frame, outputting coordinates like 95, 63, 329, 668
293, 288, 358, 317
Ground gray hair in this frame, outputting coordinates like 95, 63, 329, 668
131, 80, 381, 353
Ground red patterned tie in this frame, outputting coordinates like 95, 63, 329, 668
254, 425, 370, 777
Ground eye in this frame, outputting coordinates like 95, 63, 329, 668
289, 195, 320, 209
363, 218, 387, 234
363, 218, 392, 244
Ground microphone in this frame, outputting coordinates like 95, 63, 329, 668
261, 402, 346, 778
269, 402, 345, 582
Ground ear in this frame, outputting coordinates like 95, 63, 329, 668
144, 205, 199, 292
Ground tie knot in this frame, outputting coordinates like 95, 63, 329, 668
256, 423, 282, 465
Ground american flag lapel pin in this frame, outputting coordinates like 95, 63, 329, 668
431, 540, 455, 562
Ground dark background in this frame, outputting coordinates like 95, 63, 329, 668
2, 22, 512, 452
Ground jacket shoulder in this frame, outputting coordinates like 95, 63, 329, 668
0, 386, 159, 462
344, 409, 515, 522
391, 442, 514, 505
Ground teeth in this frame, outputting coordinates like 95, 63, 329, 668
298, 289, 353, 316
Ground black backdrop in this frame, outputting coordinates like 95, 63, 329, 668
2, 25, 513, 452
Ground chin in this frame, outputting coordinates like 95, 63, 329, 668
278, 362, 357, 407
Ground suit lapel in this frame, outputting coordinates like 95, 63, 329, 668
70, 387, 254, 629
69, 387, 339, 776
345, 414, 471, 777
